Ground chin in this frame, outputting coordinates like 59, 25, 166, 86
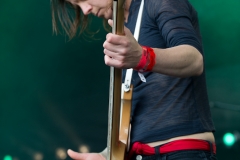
105, 14, 112, 19
104, 9, 113, 19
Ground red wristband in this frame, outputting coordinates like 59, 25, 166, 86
134, 46, 155, 72
134, 46, 148, 71
145, 47, 156, 71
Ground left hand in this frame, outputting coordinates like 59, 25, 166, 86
103, 19, 142, 69
67, 149, 106, 160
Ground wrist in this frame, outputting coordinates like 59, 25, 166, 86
133, 46, 156, 72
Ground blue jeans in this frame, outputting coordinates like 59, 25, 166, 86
132, 141, 217, 160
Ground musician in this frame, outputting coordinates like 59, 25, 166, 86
51, 0, 217, 159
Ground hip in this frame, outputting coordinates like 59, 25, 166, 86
147, 132, 215, 147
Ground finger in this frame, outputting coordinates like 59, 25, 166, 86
108, 19, 113, 27
103, 41, 125, 55
104, 48, 123, 61
67, 149, 89, 160
107, 19, 128, 45
124, 25, 132, 36
104, 55, 124, 68
105, 28, 134, 47
105, 33, 125, 46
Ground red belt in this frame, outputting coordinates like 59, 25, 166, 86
127, 139, 216, 159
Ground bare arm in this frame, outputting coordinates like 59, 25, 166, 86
152, 45, 203, 77
103, 20, 203, 78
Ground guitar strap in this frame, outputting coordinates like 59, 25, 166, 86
124, 0, 145, 91
120, 0, 144, 152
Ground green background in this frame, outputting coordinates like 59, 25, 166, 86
0, 0, 240, 159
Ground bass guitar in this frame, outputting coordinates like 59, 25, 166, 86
106, 0, 133, 159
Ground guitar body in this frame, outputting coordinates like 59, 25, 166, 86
107, 0, 132, 159
108, 84, 132, 160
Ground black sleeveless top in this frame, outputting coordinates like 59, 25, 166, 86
123, 0, 215, 145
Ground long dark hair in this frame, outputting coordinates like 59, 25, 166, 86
51, 0, 109, 39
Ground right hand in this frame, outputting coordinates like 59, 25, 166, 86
67, 149, 106, 160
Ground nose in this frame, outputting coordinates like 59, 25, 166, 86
80, 3, 92, 15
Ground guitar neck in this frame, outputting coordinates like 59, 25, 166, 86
107, 67, 123, 160
107, 0, 126, 160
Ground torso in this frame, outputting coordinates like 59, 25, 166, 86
124, 0, 215, 145
147, 132, 215, 147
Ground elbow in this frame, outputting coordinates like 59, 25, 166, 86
194, 54, 204, 76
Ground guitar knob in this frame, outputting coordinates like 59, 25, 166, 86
136, 155, 142, 160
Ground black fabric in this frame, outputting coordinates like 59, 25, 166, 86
123, 0, 215, 145
133, 150, 217, 160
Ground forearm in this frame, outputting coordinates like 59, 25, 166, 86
152, 45, 203, 77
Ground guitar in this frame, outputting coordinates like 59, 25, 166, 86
106, 0, 133, 160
